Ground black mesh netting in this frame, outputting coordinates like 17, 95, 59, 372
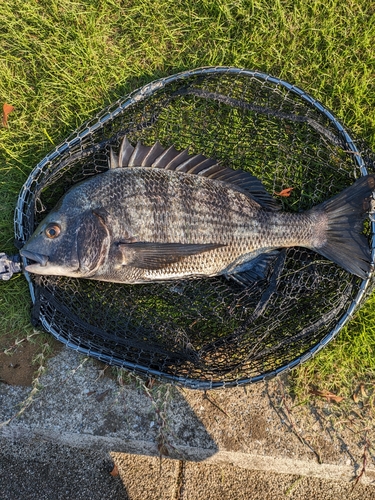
15, 67, 375, 388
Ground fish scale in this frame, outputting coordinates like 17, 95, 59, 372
51, 169, 313, 280
20, 138, 375, 283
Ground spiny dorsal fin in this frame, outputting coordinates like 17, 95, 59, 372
141, 141, 165, 166
109, 147, 119, 169
119, 136, 134, 166
110, 136, 280, 210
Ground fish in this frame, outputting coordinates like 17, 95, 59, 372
20, 136, 375, 284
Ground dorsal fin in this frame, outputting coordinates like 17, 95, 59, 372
109, 147, 119, 169
110, 136, 280, 210
141, 141, 165, 166
119, 136, 134, 166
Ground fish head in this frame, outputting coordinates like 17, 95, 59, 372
20, 207, 111, 278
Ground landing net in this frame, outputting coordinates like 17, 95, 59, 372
15, 67, 375, 388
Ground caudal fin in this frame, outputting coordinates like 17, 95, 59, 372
312, 175, 375, 279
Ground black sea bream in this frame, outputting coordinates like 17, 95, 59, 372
20, 137, 375, 283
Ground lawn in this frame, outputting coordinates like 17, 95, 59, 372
1, 0, 375, 401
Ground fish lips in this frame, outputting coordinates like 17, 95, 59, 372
20, 249, 49, 270
20, 248, 81, 276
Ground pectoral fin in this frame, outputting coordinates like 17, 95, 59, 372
117, 242, 223, 270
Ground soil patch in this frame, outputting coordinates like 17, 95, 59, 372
0, 335, 62, 386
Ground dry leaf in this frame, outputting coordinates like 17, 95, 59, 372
360, 383, 368, 398
110, 464, 119, 477
2, 103, 15, 127
352, 391, 359, 403
274, 187, 294, 197
352, 384, 368, 403
309, 388, 344, 403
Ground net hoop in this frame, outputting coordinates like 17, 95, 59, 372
15, 67, 375, 389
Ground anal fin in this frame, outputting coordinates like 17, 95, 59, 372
229, 250, 281, 286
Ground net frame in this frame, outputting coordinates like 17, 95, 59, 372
14, 67, 375, 389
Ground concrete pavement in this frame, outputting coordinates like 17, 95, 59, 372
1, 347, 375, 499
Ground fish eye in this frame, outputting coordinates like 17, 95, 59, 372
45, 224, 61, 239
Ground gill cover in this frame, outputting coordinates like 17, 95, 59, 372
77, 209, 110, 276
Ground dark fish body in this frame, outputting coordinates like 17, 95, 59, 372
20, 138, 375, 282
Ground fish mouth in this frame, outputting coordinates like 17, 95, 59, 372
20, 249, 49, 267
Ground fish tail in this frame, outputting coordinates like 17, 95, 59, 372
311, 174, 375, 279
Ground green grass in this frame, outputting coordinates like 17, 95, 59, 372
1, 0, 375, 401
291, 300, 375, 404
